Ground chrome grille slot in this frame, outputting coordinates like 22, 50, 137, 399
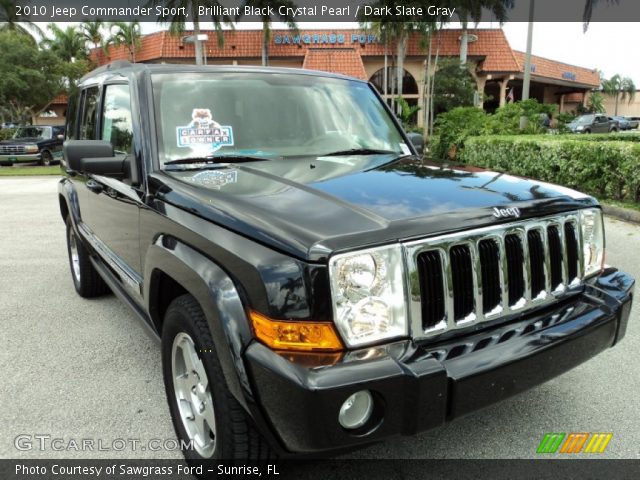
0, 145, 26, 154
564, 222, 580, 283
478, 239, 501, 314
450, 244, 474, 321
505, 233, 525, 307
417, 250, 445, 330
547, 225, 563, 291
404, 212, 585, 340
527, 229, 546, 299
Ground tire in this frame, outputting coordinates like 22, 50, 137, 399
40, 151, 53, 166
584, 129, 591, 134
65, 217, 110, 297
162, 294, 274, 466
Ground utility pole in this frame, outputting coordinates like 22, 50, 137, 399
522, 0, 535, 101
520, 0, 535, 129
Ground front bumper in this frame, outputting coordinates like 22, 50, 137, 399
0, 153, 41, 163
244, 268, 634, 455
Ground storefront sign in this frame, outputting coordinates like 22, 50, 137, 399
274, 33, 378, 46
562, 72, 577, 81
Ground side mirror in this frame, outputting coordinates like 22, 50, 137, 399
64, 140, 114, 172
406, 132, 424, 156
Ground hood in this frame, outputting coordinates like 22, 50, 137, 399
156, 155, 597, 262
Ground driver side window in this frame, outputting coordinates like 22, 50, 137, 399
101, 84, 134, 154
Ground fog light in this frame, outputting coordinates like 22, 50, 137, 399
338, 390, 373, 430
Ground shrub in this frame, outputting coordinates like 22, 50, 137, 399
0, 128, 16, 141
459, 135, 640, 203
430, 107, 488, 159
430, 99, 559, 159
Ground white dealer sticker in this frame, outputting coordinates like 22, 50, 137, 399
177, 108, 234, 153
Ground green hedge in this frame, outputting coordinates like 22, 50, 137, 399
459, 135, 640, 203
0, 128, 16, 141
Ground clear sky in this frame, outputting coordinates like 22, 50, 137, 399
52, 20, 640, 86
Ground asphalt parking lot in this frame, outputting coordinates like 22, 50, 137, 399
1, 176, 638, 461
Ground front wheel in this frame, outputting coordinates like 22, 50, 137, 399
162, 294, 274, 464
65, 217, 110, 297
40, 151, 53, 166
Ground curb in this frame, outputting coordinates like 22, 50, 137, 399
602, 204, 640, 225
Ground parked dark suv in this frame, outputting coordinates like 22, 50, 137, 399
0, 125, 64, 166
58, 62, 634, 467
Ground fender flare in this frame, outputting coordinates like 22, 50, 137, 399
58, 178, 81, 227
144, 235, 256, 410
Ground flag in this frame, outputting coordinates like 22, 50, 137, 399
506, 88, 515, 103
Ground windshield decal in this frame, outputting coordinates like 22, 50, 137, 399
190, 170, 238, 189
177, 108, 234, 153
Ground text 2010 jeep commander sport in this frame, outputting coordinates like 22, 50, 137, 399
59, 62, 634, 462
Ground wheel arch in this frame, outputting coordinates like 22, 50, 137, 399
144, 235, 256, 411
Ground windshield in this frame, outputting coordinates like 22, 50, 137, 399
151, 72, 408, 167
13, 126, 50, 139
574, 115, 594, 125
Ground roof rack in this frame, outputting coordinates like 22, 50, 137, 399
80, 60, 134, 81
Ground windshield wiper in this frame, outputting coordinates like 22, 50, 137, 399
163, 154, 272, 169
320, 148, 400, 157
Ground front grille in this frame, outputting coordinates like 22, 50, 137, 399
408, 212, 583, 339
0, 145, 26, 155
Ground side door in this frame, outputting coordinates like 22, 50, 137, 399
84, 82, 144, 301
595, 116, 608, 133
66, 85, 100, 224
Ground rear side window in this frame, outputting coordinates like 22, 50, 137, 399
79, 86, 100, 140
101, 84, 134, 154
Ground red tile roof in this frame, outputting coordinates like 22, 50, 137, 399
302, 48, 367, 79
50, 94, 68, 105
513, 51, 600, 87
91, 28, 597, 86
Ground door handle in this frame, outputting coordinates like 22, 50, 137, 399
86, 179, 103, 194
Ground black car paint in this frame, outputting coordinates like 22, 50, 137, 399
58, 63, 634, 456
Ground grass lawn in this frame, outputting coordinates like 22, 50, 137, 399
0, 165, 61, 176
603, 199, 640, 213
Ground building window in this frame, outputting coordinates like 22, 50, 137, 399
369, 67, 418, 96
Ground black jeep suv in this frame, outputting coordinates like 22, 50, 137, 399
0, 125, 64, 166
59, 62, 634, 463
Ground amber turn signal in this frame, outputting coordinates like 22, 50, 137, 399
249, 310, 344, 352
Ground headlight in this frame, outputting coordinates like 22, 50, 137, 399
580, 208, 605, 278
24, 145, 39, 153
328, 246, 407, 347
576, 125, 584, 131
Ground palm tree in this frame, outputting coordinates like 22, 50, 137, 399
147, 0, 233, 65
602, 74, 636, 115
0, 0, 43, 40
41, 24, 87, 62
237, 0, 298, 66
453, 0, 514, 64
81, 20, 105, 49
583, 0, 619, 31
107, 22, 142, 62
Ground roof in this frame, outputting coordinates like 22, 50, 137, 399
80, 62, 363, 83
302, 48, 367, 80
93, 29, 520, 74
513, 51, 600, 88
50, 94, 68, 105
91, 28, 598, 86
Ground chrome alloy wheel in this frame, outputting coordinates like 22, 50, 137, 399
68, 228, 81, 283
171, 332, 217, 457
